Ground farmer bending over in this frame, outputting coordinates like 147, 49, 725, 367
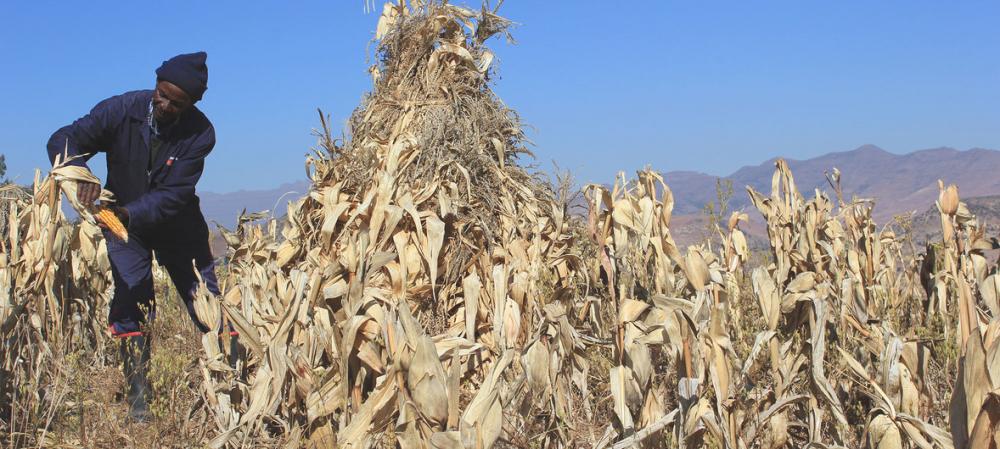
46, 52, 223, 422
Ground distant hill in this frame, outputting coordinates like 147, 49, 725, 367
665, 145, 1000, 222
907, 195, 1000, 247
199, 180, 310, 229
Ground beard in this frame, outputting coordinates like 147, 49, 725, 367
153, 106, 178, 125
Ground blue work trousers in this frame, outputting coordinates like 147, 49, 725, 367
104, 229, 220, 336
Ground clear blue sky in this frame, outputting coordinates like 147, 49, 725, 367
1, 1, 997, 192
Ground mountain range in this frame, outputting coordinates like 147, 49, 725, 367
199, 145, 1000, 246
664, 144, 1000, 220
199, 181, 310, 229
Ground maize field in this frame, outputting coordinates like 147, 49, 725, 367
2, 2, 1000, 448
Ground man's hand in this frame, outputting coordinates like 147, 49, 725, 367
78, 181, 101, 205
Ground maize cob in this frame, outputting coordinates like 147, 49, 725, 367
95, 206, 128, 242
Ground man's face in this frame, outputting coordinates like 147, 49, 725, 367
152, 80, 193, 124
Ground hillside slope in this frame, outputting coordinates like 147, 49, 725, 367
667, 145, 1000, 222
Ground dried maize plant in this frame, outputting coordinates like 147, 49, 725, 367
693, 210, 816, 449
586, 169, 820, 449
585, 171, 683, 302
584, 170, 673, 436
931, 182, 1000, 449
585, 170, 738, 448
192, 2, 591, 448
746, 160, 951, 448
715, 211, 751, 342
38, 154, 128, 242
1, 161, 113, 445
0, 184, 31, 237
747, 159, 853, 445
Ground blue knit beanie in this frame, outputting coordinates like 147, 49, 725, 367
155, 52, 208, 102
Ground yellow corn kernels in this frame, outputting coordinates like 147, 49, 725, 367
95, 207, 128, 242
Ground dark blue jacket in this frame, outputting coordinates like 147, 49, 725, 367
47, 90, 215, 242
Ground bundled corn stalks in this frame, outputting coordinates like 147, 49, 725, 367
194, 2, 590, 447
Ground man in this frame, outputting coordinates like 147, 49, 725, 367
46, 52, 221, 422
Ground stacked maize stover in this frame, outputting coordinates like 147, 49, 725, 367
193, 2, 593, 448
